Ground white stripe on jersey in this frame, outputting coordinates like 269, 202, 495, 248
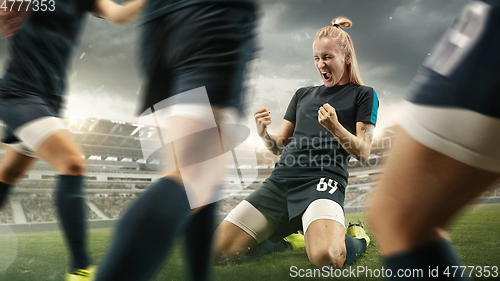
424, 1, 490, 77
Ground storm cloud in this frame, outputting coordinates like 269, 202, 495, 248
0, 0, 470, 130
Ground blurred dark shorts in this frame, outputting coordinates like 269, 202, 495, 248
0, 90, 61, 144
245, 174, 346, 242
138, 3, 258, 115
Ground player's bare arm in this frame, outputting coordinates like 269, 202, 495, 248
318, 103, 373, 162
94, 0, 145, 24
255, 107, 294, 155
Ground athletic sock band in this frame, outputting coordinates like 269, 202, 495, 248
0, 181, 12, 208
384, 239, 469, 280
56, 175, 90, 270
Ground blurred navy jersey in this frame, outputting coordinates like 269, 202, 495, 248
140, 0, 257, 24
406, 0, 500, 118
0, 0, 97, 101
0, 0, 97, 144
272, 83, 379, 181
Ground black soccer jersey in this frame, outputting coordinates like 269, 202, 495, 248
272, 83, 379, 181
0, 0, 97, 105
140, 0, 257, 24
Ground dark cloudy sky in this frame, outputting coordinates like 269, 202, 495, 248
0, 0, 470, 133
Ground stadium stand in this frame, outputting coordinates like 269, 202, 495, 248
134, 184, 148, 189
2, 119, 498, 226
89, 195, 135, 219
16, 181, 55, 189
86, 204, 102, 221
481, 181, 500, 198
348, 175, 380, 185
20, 196, 101, 223
0, 200, 14, 224
216, 196, 247, 214
86, 183, 132, 189
21, 196, 57, 223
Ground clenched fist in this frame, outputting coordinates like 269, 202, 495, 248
0, 0, 30, 38
318, 103, 340, 133
254, 108, 272, 137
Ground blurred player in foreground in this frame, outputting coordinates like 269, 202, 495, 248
214, 17, 378, 269
0, 0, 144, 280
94, 0, 258, 280
369, 0, 500, 279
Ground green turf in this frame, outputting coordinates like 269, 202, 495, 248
0, 203, 499, 280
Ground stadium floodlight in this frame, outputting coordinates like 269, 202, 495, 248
88, 120, 99, 132
67, 118, 76, 128
78, 120, 85, 130
131, 124, 144, 136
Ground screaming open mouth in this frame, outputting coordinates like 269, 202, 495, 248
321, 71, 332, 80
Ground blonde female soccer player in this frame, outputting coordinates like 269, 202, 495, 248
214, 17, 379, 268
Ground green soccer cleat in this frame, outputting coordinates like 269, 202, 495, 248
65, 265, 96, 281
284, 233, 306, 250
346, 222, 370, 246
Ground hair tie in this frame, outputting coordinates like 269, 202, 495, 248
332, 23, 340, 28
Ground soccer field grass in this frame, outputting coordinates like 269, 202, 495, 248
1, 203, 499, 281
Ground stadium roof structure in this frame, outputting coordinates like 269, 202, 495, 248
67, 118, 154, 161
0, 118, 152, 162
0, 119, 398, 165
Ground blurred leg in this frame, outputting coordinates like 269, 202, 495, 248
0, 145, 37, 207
185, 203, 216, 281
97, 111, 229, 280
36, 130, 85, 176
97, 3, 257, 279
213, 200, 277, 264
369, 130, 499, 255
35, 129, 91, 270
95, 177, 190, 281
213, 220, 260, 263
369, 130, 499, 279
